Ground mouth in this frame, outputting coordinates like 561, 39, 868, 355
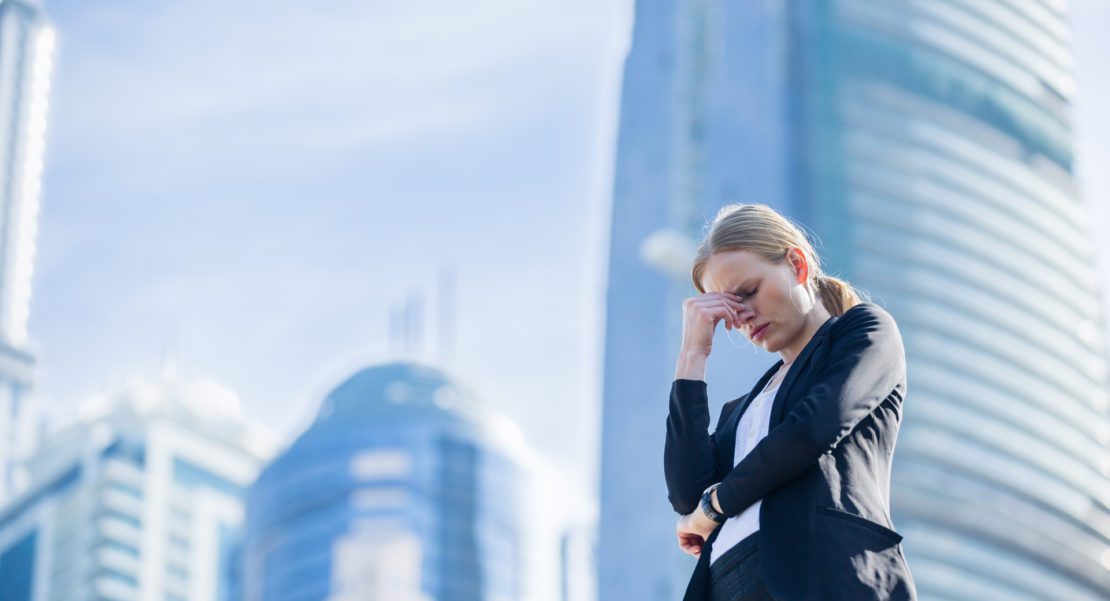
752, 323, 770, 341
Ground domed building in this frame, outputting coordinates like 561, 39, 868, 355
244, 361, 526, 601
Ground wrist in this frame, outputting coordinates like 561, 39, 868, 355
675, 349, 709, 381
699, 483, 726, 524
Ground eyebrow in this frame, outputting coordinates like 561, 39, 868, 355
730, 280, 757, 294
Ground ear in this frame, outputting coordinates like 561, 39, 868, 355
787, 247, 808, 283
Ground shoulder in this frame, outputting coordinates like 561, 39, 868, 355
825, 302, 905, 360
830, 302, 899, 336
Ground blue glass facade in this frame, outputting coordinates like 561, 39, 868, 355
823, 2, 1110, 598
0, 530, 36, 601
600, 0, 1110, 599
599, 1, 801, 598
244, 361, 523, 601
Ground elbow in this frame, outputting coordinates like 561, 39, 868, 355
801, 425, 837, 458
668, 491, 699, 516
663, 466, 701, 515
663, 455, 712, 515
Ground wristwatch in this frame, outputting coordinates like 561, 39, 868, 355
700, 483, 726, 523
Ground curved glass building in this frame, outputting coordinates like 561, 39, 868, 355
244, 361, 525, 601
599, 1, 1110, 599
824, 3, 1110, 599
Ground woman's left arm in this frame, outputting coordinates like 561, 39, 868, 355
713, 304, 907, 518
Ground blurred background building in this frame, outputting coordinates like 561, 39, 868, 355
599, 0, 1110, 600
0, 370, 277, 601
558, 521, 597, 601
244, 361, 528, 601
0, 0, 55, 505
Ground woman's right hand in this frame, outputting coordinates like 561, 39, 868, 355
679, 291, 749, 358
675, 291, 750, 380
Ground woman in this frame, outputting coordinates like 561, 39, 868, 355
664, 203, 917, 601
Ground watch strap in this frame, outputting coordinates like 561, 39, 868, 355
700, 483, 726, 523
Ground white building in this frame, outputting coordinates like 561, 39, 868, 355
0, 371, 278, 601
0, 0, 56, 504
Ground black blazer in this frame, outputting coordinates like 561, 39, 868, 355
664, 302, 917, 601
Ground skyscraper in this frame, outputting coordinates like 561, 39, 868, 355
0, 371, 277, 601
244, 361, 526, 601
599, 1, 1110, 599
0, 0, 55, 504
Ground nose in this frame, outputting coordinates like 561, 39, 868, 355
738, 310, 756, 330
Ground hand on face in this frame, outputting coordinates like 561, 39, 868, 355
679, 291, 753, 357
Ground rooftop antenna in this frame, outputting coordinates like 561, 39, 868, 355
407, 289, 424, 360
438, 265, 456, 367
389, 302, 404, 357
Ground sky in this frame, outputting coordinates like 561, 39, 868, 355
32, 0, 630, 505
30, 3, 631, 595
1073, 0, 1110, 337
22, 0, 1110, 594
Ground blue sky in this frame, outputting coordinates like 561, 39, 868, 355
1073, 0, 1110, 328
31, 0, 630, 511
26, 0, 1110, 546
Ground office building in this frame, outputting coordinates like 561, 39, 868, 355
599, 1, 1110, 599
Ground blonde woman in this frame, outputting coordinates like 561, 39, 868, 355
664, 203, 917, 601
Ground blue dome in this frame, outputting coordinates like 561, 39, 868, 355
312, 360, 481, 427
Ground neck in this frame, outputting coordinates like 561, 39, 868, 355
780, 304, 832, 365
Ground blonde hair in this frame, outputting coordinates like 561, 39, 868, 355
691, 203, 867, 317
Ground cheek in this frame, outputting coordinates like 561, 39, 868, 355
766, 287, 790, 309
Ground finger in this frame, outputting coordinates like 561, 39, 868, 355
706, 304, 742, 331
716, 300, 749, 329
701, 305, 737, 331
697, 297, 750, 326
693, 293, 744, 309
677, 535, 693, 555
718, 297, 747, 321
692, 301, 739, 329
701, 291, 747, 311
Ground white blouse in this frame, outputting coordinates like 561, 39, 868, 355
709, 376, 781, 565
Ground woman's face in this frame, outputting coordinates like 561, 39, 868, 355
700, 247, 815, 354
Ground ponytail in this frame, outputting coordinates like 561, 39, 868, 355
814, 274, 867, 316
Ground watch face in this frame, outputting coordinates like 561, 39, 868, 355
701, 492, 724, 522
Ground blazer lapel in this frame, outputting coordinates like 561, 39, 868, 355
718, 313, 843, 470
769, 314, 840, 425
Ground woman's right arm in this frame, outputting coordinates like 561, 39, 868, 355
663, 293, 749, 515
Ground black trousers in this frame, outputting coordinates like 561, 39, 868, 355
708, 532, 776, 601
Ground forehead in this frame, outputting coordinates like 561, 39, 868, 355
702, 249, 768, 292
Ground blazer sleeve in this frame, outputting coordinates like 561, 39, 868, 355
713, 303, 907, 518
663, 379, 744, 515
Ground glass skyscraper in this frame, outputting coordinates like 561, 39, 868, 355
244, 361, 526, 601
0, 371, 277, 601
0, 0, 55, 505
599, 0, 1110, 599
